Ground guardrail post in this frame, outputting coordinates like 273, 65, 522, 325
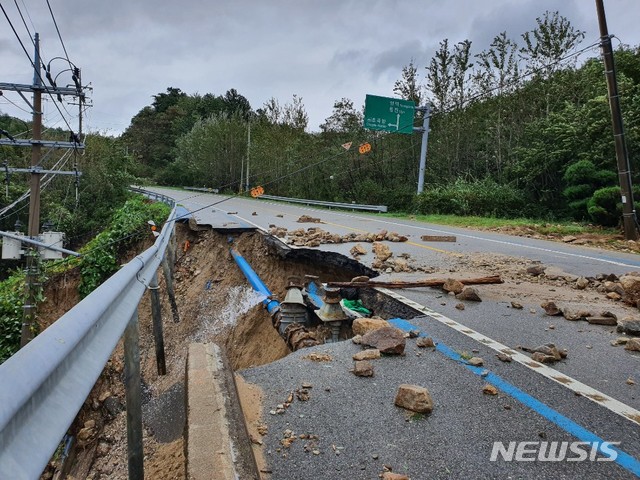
162, 234, 180, 323
124, 312, 144, 480
149, 272, 166, 375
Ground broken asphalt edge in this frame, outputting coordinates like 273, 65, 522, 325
186, 343, 260, 480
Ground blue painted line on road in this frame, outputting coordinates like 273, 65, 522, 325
389, 318, 640, 477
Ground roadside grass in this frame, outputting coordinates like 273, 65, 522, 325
378, 212, 620, 237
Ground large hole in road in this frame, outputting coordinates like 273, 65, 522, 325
170, 224, 417, 370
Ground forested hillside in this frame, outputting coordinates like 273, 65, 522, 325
119, 12, 640, 225
2, 11, 639, 237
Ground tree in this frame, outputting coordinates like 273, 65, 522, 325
393, 60, 424, 106
426, 39, 454, 112
320, 98, 362, 133
520, 11, 585, 78
282, 94, 309, 131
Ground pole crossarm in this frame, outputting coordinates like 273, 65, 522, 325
0, 82, 83, 98
7, 167, 82, 176
0, 139, 85, 149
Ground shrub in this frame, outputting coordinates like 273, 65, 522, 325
413, 178, 528, 218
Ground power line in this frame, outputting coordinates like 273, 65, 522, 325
1, 4, 77, 135
45, 0, 73, 71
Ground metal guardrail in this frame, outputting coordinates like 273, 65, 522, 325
258, 194, 388, 213
0, 194, 177, 479
130, 186, 177, 207
181, 186, 388, 213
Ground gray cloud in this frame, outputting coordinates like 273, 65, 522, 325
1, 0, 638, 134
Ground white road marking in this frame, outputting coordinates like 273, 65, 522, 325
378, 287, 640, 426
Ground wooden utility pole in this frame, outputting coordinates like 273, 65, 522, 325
21, 33, 43, 346
595, 0, 639, 240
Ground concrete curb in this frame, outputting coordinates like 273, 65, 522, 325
186, 343, 260, 480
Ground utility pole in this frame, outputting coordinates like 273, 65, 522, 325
595, 0, 638, 240
0, 33, 86, 346
21, 33, 43, 345
245, 121, 251, 192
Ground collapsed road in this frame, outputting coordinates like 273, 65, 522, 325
88, 187, 640, 479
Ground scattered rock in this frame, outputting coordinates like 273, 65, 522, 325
353, 360, 374, 377
575, 277, 590, 289
620, 273, 640, 306
297, 215, 322, 223
541, 301, 562, 316
442, 278, 464, 294
483, 384, 498, 395
455, 303, 465, 310
353, 349, 381, 361
416, 337, 435, 348
408, 330, 420, 338
352, 335, 362, 344
562, 308, 591, 321
252, 211, 258, 216
372, 242, 393, 262
360, 327, 406, 355
382, 473, 410, 480
531, 352, 556, 363
627, 378, 636, 385
496, 353, 512, 362
467, 357, 484, 367
295, 388, 310, 401
587, 316, 618, 326
350, 244, 367, 257
526, 264, 545, 276
611, 337, 629, 346
617, 317, 640, 336
625, 338, 640, 351
352, 318, 390, 336
510, 302, 523, 309
394, 384, 433, 414
562, 235, 577, 243
456, 287, 482, 302
303, 352, 333, 362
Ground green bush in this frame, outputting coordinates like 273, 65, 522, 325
0, 273, 25, 363
587, 186, 623, 227
78, 197, 170, 297
413, 178, 528, 218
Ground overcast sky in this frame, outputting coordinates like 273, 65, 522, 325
1, 0, 639, 136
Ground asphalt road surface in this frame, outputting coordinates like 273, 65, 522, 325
150, 187, 640, 479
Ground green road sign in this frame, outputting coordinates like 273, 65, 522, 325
363, 94, 415, 134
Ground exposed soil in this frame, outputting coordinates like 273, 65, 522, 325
36, 224, 640, 479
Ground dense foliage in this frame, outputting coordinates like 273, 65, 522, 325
119, 12, 640, 228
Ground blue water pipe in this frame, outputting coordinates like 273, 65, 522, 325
305, 280, 324, 309
230, 249, 280, 314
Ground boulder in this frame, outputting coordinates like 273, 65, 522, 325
394, 384, 433, 414
443, 278, 464, 294
617, 317, 640, 336
361, 326, 406, 355
352, 318, 390, 336
620, 273, 640, 306
624, 338, 640, 351
353, 360, 374, 377
372, 242, 393, 262
456, 287, 482, 302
